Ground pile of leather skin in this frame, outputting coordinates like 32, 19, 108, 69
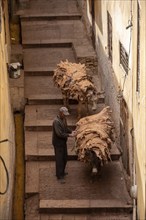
75, 106, 115, 166
53, 60, 97, 102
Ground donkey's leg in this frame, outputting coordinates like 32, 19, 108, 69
62, 92, 70, 111
77, 101, 82, 119
85, 101, 89, 116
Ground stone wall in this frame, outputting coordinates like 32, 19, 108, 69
96, 38, 120, 147
9, 70, 25, 111
9, 45, 26, 111
77, 0, 92, 39
77, 56, 98, 75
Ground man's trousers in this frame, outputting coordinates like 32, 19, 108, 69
54, 144, 68, 179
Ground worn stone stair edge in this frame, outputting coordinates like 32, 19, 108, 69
27, 99, 77, 105
24, 70, 103, 77
25, 143, 121, 161
22, 40, 96, 59
25, 213, 132, 220
26, 97, 104, 105
25, 154, 120, 162
25, 139, 120, 161
24, 71, 54, 76
39, 199, 132, 214
25, 125, 76, 132
24, 69, 101, 78
20, 14, 82, 21
22, 42, 73, 49
25, 155, 77, 162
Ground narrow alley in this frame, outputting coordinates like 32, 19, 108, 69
2, 0, 146, 220
18, 0, 132, 219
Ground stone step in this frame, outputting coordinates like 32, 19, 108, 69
25, 70, 54, 76
25, 131, 77, 161
24, 75, 62, 100
27, 95, 104, 106
21, 19, 86, 45
24, 75, 104, 104
25, 161, 39, 195
17, 0, 81, 17
25, 131, 121, 161
23, 42, 73, 49
24, 104, 78, 131
20, 14, 82, 21
24, 104, 107, 130
23, 47, 76, 72
23, 47, 75, 71
39, 199, 132, 214
24, 62, 100, 77
26, 213, 132, 220
25, 193, 132, 219
27, 97, 78, 105
21, 18, 96, 61
25, 161, 132, 201
25, 161, 54, 196
37, 161, 132, 213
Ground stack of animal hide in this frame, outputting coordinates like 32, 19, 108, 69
75, 106, 115, 166
53, 60, 97, 101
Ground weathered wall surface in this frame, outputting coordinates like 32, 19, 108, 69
0, 1, 15, 219
96, 37, 120, 146
81, 0, 146, 219
77, 0, 92, 39
9, 44, 25, 111
9, 69, 25, 111
132, 1, 146, 219
95, 0, 133, 176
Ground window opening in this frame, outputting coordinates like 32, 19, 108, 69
119, 41, 129, 74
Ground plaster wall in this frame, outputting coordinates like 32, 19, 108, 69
83, 0, 145, 218
89, 0, 145, 218
94, 1, 134, 158
0, 1, 15, 219
131, 1, 146, 219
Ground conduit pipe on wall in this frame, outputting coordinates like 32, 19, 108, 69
132, 161, 137, 220
128, 1, 137, 219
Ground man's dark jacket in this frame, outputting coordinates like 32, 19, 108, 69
52, 115, 71, 147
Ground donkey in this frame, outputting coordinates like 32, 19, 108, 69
53, 61, 99, 118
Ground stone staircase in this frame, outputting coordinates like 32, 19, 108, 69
18, 0, 132, 219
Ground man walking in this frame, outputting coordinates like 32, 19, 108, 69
52, 106, 76, 184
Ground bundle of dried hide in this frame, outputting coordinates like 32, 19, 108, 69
53, 60, 98, 118
75, 106, 115, 168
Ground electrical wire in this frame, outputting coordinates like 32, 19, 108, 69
0, 139, 11, 195
0, 156, 9, 195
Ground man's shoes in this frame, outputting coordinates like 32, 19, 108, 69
58, 178, 66, 184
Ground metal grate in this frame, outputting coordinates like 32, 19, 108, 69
119, 41, 129, 74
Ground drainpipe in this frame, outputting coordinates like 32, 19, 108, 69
132, 161, 137, 220
130, 127, 137, 220
128, 0, 137, 219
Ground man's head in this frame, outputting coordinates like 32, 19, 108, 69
59, 106, 70, 118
